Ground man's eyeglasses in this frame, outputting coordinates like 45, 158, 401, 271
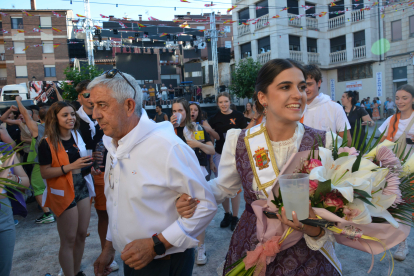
103, 69, 137, 100
81, 92, 91, 99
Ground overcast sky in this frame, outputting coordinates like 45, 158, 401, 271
4, 0, 233, 21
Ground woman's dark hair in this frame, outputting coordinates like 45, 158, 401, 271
189, 102, 203, 123
44, 101, 80, 153
244, 102, 253, 116
391, 84, 414, 135
254, 58, 306, 114
344, 91, 358, 106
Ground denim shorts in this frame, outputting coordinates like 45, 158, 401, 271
66, 173, 89, 210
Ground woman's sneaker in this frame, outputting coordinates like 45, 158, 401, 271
196, 244, 207, 265
110, 260, 119, 271
57, 268, 64, 276
394, 239, 409, 261
35, 213, 55, 224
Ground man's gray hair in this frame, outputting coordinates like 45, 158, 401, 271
88, 71, 142, 116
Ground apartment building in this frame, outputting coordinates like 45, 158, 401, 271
0, 3, 74, 87
232, 0, 399, 102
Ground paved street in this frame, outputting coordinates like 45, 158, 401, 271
10, 118, 414, 276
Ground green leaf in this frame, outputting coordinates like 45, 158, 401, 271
313, 180, 331, 203
338, 152, 349, 158
354, 189, 372, 199
325, 206, 337, 213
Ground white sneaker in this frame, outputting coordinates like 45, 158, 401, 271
196, 244, 207, 265
57, 268, 64, 276
109, 260, 119, 271
394, 239, 409, 261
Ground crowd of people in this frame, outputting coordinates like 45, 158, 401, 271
0, 61, 413, 276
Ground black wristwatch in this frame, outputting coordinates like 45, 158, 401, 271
152, 234, 166, 255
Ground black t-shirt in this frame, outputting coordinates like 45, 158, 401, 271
176, 125, 212, 167
208, 110, 247, 154
7, 124, 21, 145
345, 106, 368, 148
38, 135, 81, 165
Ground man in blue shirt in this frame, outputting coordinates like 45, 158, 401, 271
384, 97, 389, 118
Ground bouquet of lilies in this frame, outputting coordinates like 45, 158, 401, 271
226, 126, 412, 276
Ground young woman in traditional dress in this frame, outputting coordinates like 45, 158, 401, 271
178, 59, 342, 275
379, 84, 414, 261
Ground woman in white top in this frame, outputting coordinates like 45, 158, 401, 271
378, 84, 414, 261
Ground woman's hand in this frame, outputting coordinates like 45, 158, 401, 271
186, 139, 201, 149
170, 114, 178, 127
7, 171, 18, 183
176, 193, 199, 218
71, 156, 93, 170
276, 202, 322, 237
210, 160, 217, 173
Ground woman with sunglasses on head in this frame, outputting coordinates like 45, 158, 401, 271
208, 92, 248, 231
38, 101, 95, 276
177, 59, 342, 275
378, 84, 414, 262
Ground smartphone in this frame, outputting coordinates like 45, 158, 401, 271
406, 138, 414, 145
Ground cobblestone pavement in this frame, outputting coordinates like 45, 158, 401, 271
11, 118, 414, 276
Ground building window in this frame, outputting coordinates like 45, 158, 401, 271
330, 35, 346, 52
238, 8, 250, 23
13, 42, 26, 54
393, 66, 407, 81
354, 30, 365, 47
43, 41, 54, 53
258, 36, 271, 53
307, 38, 317, 52
352, 0, 364, 9
15, 66, 28, 78
11, 18, 23, 29
329, 0, 344, 18
240, 42, 252, 59
305, 2, 316, 18
337, 63, 373, 82
391, 20, 402, 41
40, 17, 52, 29
256, 0, 269, 18
44, 66, 56, 77
289, 35, 301, 51
184, 71, 202, 78
287, 0, 299, 15
202, 66, 206, 84
410, 16, 414, 37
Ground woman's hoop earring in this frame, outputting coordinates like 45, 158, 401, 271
263, 103, 268, 116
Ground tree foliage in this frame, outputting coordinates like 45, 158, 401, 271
61, 65, 104, 100
229, 58, 262, 99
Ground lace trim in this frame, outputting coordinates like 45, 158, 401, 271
304, 228, 336, 251
270, 133, 297, 148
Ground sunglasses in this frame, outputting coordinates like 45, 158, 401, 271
103, 69, 137, 100
189, 101, 200, 105
81, 92, 90, 99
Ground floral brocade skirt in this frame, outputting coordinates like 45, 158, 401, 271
223, 210, 340, 276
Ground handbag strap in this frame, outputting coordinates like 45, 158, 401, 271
395, 113, 414, 156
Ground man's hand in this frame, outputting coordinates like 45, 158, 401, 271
15, 96, 22, 102
121, 238, 156, 270
176, 194, 199, 218
9, 105, 18, 112
94, 247, 115, 276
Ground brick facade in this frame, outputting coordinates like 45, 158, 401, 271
27, 62, 45, 80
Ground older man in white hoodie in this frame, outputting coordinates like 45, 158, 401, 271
301, 64, 352, 145
89, 69, 217, 276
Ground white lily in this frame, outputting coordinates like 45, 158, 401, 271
402, 150, 414, 174
366, 178, 399, 228
309, 147, 378, 202
344, 198, 372, 224
365, 140, 395, 160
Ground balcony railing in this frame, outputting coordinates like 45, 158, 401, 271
351, 10, 364, 22
306, 17, 318, 30
288, 13, 301, 27
255, 14, 269, 30
308, 52, 320, 64
0, 77, 7, 86
257, 51, 271, 65
0, 53, 4, 61
329, 50, 347, 64
238, 24, 250, 37
353, 45, 366, 59
328, 14, 345, 30
289, 50, 303, 62
236, 0, 243, 2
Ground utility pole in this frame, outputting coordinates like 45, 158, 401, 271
84, 0, 94, 65
210, 11, 219, 96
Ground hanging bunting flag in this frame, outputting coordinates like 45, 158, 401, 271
119, 21, 127, 28
256, 6, 264, 10
7, 47, 14, 50
381, 14, 385, 18
128, 36, 134, 39
179, 23, 189, 28
330, 2, 336, 7
409, 2, 414, 6
52, 27, 62, 32
180, 0, 190, 2
100, 14, 109, 18
33, 44, 42, 47
17, 30, 25, 33
52, 11, 63, 17
122, 17, 130, 20
76, 14, 86, 18
280, 7, 289, 11
263, 22, 270, 26
204, 3, 215, 7
272, 15, 280, 18
302, 5, 312, 10
372, 2, 379, 6
227, 5, 237, 13
0, 12, 8, 16
148, 16, 159, 21
289, 17, 295, 21
252, 19, 260, 24
53, 44, 61, 48
22, 46, 29, 51
32, 28, 42, 32
173, 19, 182, 23
74, 29, 84, 33
198, 29, 206, 32
319, 12, 327, 17
138, 23, 145, 28
94, 25, 102, 30
22, 11, 34, 16
242, 22, 249, 25
223, 20, 236, 24
160, 33, 168, 37
2, 29, 9, 34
